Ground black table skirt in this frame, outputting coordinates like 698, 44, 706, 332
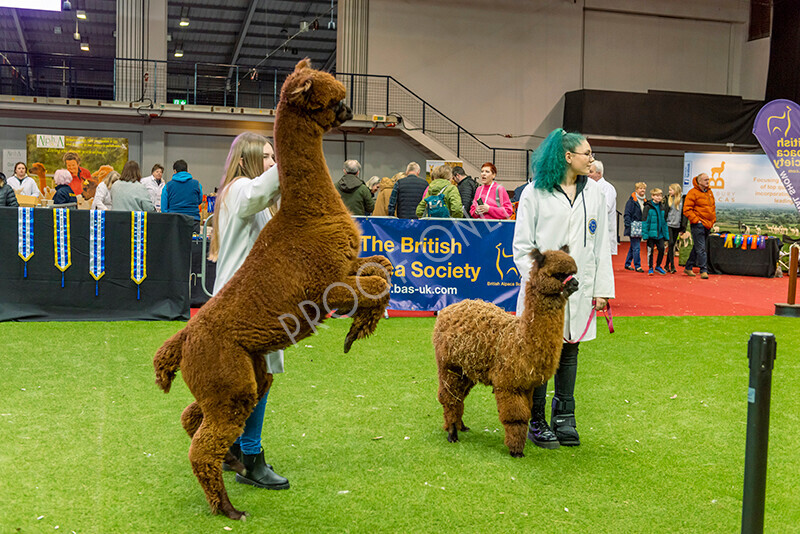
0, 207, 193, 321
707, 235, 781, 277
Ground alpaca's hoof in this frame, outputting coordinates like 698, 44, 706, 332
510, 451, 525, 458
460, 425, 470, 432
447, 426, 459, 443
222, 508, 247, 521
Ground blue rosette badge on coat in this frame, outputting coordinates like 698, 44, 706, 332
18, 207, 34, 278
753, 99, 800, 216
130, 211, 148, 300
53, 208, 72, 287
89, 209, 106, 296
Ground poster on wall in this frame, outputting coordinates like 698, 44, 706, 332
25, 134, 129, 196
683, 152, 800, 236
2, 149, 26, 178
425, 160, 463, 181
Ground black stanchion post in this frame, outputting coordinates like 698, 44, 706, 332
741, 332, 777, 534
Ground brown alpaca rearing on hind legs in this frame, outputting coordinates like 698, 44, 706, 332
152, 59, 393, 520
432, 247, 578, 457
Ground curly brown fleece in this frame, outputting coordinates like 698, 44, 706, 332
152, 59, 393, 520
432, 248, 577, 457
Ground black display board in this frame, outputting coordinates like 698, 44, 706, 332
0, 207, 193, 321
707, 235, 780, 278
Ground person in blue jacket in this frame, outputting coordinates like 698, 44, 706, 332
162, 159, 203, 233
641, 188, 669, 275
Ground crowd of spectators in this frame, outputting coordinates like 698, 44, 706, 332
333, 159, 533, 221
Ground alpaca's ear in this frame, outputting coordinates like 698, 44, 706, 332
560, 244, 570, 254
289, 77, 313, 105
294, 58, 312, 72
530, 248, 545, 268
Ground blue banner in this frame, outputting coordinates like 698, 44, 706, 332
355, 217, 520, 312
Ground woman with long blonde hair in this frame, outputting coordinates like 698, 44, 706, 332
208, 131, 288, 490
91, 170, 121, 210
665, 183, 687, 273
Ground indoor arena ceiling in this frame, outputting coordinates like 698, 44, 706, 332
0, 0, 338, 72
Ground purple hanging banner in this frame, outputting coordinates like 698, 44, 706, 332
752, 99, 800, 215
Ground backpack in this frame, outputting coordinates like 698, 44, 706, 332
424, 191, 450, 218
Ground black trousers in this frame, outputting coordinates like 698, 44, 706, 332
531, 342, 580, 410
666, 227, 681, 269
646, 238, 665, 270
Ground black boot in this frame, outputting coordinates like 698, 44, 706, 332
224, 442, 273, 472
527, 402, 560, 449
235, 449, 290, 490
222, 442, 242, 472
551, 398, 580, 446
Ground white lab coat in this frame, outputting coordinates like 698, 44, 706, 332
8, 175, 40, 198
513, 178, 615, 342
214, 164, 284, 373
597, 177, 618, 255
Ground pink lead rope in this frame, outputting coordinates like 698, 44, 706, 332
564, 299, 614, 344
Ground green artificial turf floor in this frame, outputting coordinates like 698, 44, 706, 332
1, 316, 798, 533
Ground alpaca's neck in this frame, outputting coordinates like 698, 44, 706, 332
273, 108, 342, 211
519, 283, 566, 369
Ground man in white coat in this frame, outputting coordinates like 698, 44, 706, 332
589, 160, 618, 255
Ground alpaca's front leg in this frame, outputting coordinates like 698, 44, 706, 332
494, 388, 531, 457
326, 261, 393, 352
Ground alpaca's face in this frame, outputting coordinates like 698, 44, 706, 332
282, 59, 353, 131
532, 249, 578, 298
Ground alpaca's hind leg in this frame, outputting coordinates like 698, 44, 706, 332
182, 401, 247, 475
494, 389, 531, 457
181, 402, 203, 438
437, 367, 474, 443
181, 344, 260, 520
189, 391, 256, 520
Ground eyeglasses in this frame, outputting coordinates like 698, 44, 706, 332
570, 150, 595, 159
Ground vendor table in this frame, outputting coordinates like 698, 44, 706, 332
0, 207, 193, 321
707, 235, 780, 277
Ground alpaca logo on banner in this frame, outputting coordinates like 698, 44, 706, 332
753, 99, 800, 215
495, 244, 518, 280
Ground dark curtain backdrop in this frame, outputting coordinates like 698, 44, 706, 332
765, 0, 800, 103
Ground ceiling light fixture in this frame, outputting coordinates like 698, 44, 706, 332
76, 10, 86, 19
179, 17, 190, 27
174, 48, 184, 58
80, 42, 89, 51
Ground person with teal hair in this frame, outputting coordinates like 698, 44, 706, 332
512, 128, 615, 448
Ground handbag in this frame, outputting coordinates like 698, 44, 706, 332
631, 220, 643, 238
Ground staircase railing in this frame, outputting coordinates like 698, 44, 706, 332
336, 73, 531, 181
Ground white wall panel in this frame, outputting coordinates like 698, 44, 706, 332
583, 10, 732, 94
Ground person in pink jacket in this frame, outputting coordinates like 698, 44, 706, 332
469, 162, 513, 219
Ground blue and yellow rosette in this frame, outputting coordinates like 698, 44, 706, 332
53, 208, 71, 287
130, 211, 147, 299
89, 209, 106, 295
17, 207, 34, 278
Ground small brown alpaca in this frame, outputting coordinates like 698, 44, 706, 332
153, 59, 393, 520
30, 162, 48, 191
432, 247, 578, 457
